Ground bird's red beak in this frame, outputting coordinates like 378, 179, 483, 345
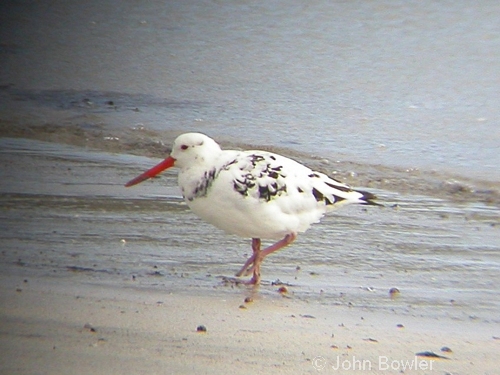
125, 156, 176, 187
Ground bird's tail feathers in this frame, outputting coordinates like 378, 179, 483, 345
357, 190, 382, 206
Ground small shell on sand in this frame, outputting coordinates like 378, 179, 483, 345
84, 323, 97, 333
196, 325, 207, 333
389, 287, 400, 298
415, 351, 449, 360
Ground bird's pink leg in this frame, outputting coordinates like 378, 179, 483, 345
235, 238, 261, 277
236, 233, 298, 284
261, 233, 297, 258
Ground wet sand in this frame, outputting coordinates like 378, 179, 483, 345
1, 136, 499, 374
2, 274, 499, 375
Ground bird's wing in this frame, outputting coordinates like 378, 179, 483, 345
221, 150, 365, 207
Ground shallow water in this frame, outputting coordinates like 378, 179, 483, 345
1, 0, 500, 180
1, 0, 499, 328
1, 138, 499, 324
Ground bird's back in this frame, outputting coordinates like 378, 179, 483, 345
181, 149, 373, 239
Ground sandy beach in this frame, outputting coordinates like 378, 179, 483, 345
1, 273, 498, 375
0, 136, 499, 375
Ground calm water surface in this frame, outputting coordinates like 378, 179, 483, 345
1, 0, 499, 179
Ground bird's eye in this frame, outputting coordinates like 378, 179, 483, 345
180, 145, 188, 150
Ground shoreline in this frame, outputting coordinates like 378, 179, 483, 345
1, 122, 499, 208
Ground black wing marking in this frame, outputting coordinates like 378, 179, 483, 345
224, 152, 378, 206
225, 154, 288, 202
187, 168, 218, 201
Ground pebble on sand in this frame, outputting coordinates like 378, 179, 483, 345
196, 325, 207, 333
415, 351, 450, 360
389, 287, 400, 298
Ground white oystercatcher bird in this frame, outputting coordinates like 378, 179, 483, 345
125, 133, 378, 285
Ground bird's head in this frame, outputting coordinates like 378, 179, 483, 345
170, 133, 221, 168
125, 133, 221, 187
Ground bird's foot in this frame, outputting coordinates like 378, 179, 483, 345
236, 257, 262, 281
241, 264, 256, 277
220, 276, 260, 286
235, 259, 254, 277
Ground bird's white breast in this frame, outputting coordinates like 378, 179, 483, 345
178, 150, 333, 239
